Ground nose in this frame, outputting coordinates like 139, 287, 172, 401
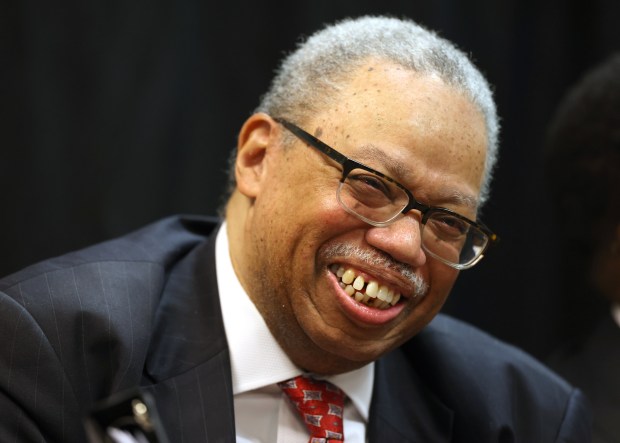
364, 214, 427, 267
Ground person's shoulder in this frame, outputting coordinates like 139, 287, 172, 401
0, 214, 220, 290
0, 214, 221, 353
398, 314, 591, 440
409, 313, 569, 387
400, 314, 581, 412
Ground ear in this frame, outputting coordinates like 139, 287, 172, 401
235, 113, 279, 198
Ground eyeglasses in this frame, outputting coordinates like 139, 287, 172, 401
274, 117, 498, 270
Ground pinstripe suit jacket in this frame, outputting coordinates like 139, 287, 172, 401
0, 215, 591, 442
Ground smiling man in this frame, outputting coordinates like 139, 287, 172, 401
228, 60, 489, 376
0, 16, 590, 442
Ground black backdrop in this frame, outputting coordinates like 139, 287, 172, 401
2, 0, 619, 359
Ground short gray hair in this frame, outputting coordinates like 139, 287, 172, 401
227, 15, 500, 207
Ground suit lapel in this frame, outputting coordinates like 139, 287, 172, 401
368, 347, 454, 443
138, 220, 454, 442
144, 223, 236, 442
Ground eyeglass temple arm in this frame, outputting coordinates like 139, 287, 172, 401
274, 117, 349, 166
275, 117, 499, 246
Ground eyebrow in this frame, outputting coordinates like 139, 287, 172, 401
353, 143, 480, 212
441, 190, 479, 212
354, 144, 410, 179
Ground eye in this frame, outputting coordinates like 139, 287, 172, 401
427, 213, 469, 239
356, 174, 388, 190
348, 172, 392, 196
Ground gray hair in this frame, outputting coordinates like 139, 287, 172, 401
226, 15, 500, 207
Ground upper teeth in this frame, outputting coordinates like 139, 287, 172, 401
331, 265, 402, 309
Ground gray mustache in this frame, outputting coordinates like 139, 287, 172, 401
323, 243, 428, 299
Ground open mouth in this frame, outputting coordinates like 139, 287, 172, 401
330, 264, 403, 310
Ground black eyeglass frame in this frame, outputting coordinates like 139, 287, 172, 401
274, 117, 498, 269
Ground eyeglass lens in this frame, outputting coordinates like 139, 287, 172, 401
336, 167, 488, 267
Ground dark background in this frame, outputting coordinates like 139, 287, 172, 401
2, 0, 619, 359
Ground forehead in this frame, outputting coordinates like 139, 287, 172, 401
320, 60, 487, 150
309, 60, 488, 208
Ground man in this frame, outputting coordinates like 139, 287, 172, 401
0, 16, 590, 442
545, 53, 620, 443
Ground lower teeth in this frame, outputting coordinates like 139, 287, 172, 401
340, 282, 390, 310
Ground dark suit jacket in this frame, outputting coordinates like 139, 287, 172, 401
0, 215, 591, 442
548, 312, 620, 443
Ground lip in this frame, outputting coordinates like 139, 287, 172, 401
327, 268, 408, 326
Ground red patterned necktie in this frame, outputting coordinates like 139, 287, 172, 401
278, 375, 346, 443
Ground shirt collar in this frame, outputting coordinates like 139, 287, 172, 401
325, 365, 374, 421
215, 222, 374, 421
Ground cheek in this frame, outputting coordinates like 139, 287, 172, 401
259, 183, 348, 264
287, 179, 351, 236
423, 264, 459, 311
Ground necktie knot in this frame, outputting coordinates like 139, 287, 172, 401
278, 375, 345, 443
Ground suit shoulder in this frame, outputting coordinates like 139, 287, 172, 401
409, 314, 569, 388
395, 314, 592, 440
0, 215, 219, 291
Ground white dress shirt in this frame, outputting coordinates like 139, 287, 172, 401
215, 222, 374, 442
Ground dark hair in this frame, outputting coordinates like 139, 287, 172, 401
544, 53, 620, 336
544, 53, 620, 259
